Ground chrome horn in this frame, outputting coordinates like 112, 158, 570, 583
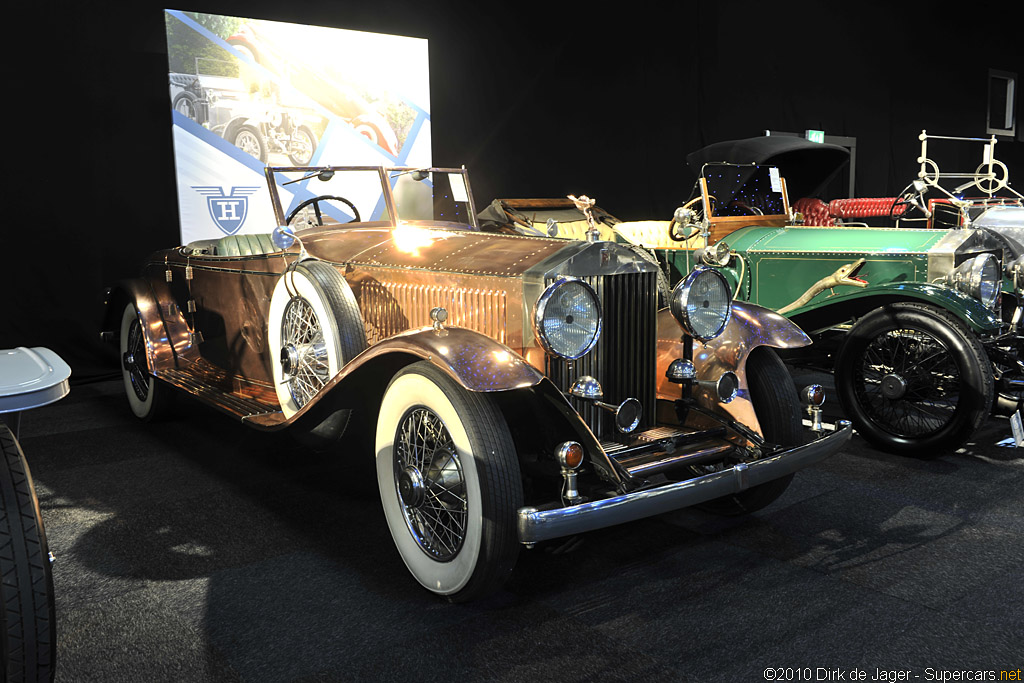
568, 376, 642, 433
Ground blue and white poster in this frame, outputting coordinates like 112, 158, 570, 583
165, 10, 431, 243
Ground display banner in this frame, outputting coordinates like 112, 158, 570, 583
165, 10, 431, 243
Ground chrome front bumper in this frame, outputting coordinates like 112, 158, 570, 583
516, 420, 852, 544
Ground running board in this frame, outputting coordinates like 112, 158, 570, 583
158, 366, 285, 426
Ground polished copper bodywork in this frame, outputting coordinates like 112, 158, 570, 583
118, 165, 813, 478
135, 225, 569, 410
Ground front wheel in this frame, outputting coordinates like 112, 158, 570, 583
699, 347, 801, 515
0, 424, 56, 683
375, 362, 522, 601
834, 302, 994, 455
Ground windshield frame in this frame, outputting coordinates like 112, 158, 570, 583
698, 162, 792, 222
264, 165, 479, 230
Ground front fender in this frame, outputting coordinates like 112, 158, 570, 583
345, 326, 545, 393
788, 281, 1003, 335
656, 301, 811, 435
249, 326, 546, 429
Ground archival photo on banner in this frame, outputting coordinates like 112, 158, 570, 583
165, 9, 431, 243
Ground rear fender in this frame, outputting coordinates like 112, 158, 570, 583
104, 278, 197, 373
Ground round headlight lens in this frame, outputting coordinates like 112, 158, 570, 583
534, 278, 602, 359
947, 253, 1000, 309
670, 266, 732, 341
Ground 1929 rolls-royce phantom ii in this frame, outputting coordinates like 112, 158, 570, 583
103, 165, 850, 600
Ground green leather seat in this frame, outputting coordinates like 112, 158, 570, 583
215, 234, 278, 256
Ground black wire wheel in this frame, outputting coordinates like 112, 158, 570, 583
835, 302, 994, 455
267, 261, 366, 420
119, 302, 171, 421
0, 423, 56, 683
376, 362, 522, 601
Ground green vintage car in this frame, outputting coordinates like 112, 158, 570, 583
483, 135, 1024, 456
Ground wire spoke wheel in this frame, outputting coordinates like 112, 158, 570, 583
836, 303, 993, 455
394, 407, 467, 560
124, 312, 150, 403
856, 328, 959, 437
280, 297, 330, 407
119, 302, 171, 421
267, 261, 366, 422
376, 362, 522, 601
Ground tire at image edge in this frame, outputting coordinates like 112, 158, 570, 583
0, 424, 56, 683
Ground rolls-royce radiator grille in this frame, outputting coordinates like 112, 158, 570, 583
547, 271, 658, 440
359, 281, 507, 344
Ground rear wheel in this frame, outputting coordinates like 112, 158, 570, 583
700, 347, 801, 515
0, 424, 56, 683
375, 362, 522, 601
835, 302, 993, 455
119, 302, 171, 421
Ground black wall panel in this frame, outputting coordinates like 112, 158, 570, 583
5, 0, 1023, 378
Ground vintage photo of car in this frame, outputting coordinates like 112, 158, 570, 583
102, 165, 850, 601
485, 134, 1024, 457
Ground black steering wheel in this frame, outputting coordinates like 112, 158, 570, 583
286, 195, 361, 227
889, 188, 928, 222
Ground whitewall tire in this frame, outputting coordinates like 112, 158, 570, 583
119, 302, 168, 421
267, 261, 365, 419
375, 362, 522, 601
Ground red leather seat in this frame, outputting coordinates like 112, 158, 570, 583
828, 197, 906, 219
793, 197, 835, 226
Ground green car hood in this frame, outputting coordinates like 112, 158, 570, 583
726, 225, 947, 255
714, 225, 1003, 333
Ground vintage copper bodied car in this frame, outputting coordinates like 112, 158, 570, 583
102, 165, 850, 601
488, 135, 1024, 456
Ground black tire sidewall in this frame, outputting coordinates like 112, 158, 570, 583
698, 347, 800, 516
0, 424, 56, 682
835, 303, 993, 454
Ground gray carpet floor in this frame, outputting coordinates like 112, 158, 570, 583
14, 378, 1024, 682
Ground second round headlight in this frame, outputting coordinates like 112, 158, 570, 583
670, 266, 732, 342
534, 278, 602, 359
946, 253, 1000, 309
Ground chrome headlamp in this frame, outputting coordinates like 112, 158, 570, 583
945, 253, 1000, 309
534, 278, 602, 359
670, 266, 732, 342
